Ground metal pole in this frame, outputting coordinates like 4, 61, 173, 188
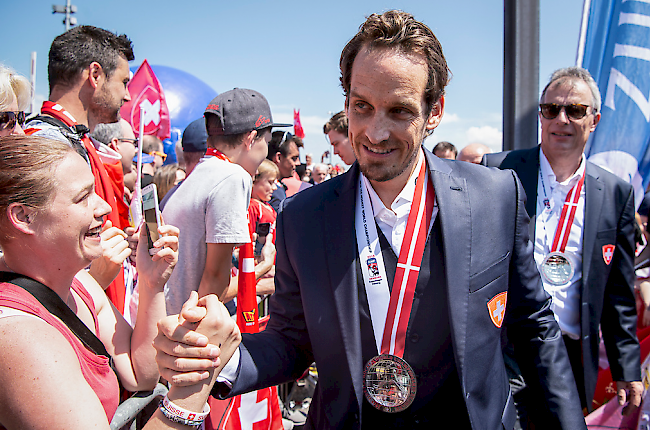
503, 0, 540, 151
65, 0, 71, 31
30, 52, 37, 115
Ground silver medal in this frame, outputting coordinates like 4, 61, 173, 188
541, 252, 574, 286
363, 354, 417, 413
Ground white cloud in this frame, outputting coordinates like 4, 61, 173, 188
440, 112, 460, 124
465, 126, 503, 153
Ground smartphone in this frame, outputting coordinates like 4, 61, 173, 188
255, 222, 271, 256
141, 183, 162, 255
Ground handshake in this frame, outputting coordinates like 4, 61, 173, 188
153, 292, 241, 389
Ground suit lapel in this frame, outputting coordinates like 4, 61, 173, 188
323, 164, 364, 407
425, 151, 471, 379
582, 163, 604, 301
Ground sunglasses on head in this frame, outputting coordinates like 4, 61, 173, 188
0, 111, 26, 130
539, 103, 592, 121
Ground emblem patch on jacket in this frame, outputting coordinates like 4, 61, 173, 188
602, 244, 615, 265
487, 292, 507, 328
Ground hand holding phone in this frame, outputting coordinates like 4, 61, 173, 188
142, 184, 162, 255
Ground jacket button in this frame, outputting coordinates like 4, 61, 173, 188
410, 333, 419, 343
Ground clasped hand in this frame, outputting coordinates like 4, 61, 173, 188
154, 291, 241, 386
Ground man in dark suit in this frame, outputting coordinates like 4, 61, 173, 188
483, 67, 642, 420
154, 11, 586, 429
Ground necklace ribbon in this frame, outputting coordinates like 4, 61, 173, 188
548, 174, 584, 254
206, 147, 232, 162
356, 158, 435, 356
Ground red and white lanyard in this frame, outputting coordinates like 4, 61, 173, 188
356, 158, 435, 356
205, 147, 232, 162
543, 173, 585, 254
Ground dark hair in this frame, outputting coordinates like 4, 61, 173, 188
323, 111, 348, 136
433, 141, 457, 157
267, 131, 301, 160
48, 25, 134, 90
0, 135, 75, 241
340, 10, 449, 114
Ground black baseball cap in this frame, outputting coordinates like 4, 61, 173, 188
204, 88, 291, 135
182, 117, 208, 153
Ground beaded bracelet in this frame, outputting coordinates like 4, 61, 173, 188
159, 395, 210, 427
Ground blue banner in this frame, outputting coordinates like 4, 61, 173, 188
582, 0, 650, 206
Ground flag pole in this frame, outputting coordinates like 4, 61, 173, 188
576, 0, 592, 67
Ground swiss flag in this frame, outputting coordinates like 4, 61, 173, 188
120, 59, 170, 139
293, 109, 305, 139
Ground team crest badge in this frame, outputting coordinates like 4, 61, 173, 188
602, 245, 615, 265
487, 292, 507, 328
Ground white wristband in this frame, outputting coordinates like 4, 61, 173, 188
162, 395, 210, 421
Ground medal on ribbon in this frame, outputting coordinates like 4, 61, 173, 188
356, 157, 435, 413
540, 174, 584, 286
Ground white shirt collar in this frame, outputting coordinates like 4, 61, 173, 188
539, 147, 586, 190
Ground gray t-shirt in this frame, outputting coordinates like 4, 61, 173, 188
163, 156, 252, 315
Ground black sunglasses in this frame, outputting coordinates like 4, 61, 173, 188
539, 103, 592, 121
0, 111, 26, 130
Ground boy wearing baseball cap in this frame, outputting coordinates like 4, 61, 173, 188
163, 88, 290, 314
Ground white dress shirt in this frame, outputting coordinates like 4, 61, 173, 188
534, 148, 585, 339
364, 151, 438, 255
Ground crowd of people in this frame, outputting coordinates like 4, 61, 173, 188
0, 8, 647, 430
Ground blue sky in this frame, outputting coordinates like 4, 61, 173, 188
1, 0, 585, 164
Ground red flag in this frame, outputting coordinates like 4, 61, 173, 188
120, 59, 170, 139
293, 109, 305, 139
236, 240, 259, 333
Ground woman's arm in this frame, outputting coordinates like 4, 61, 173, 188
0, 316, 111, 429
88, 224, 179, 391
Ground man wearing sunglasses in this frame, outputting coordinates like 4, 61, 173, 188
23, 25, 134, 315
484, 67, 642, 424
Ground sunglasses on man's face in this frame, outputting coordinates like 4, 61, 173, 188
539, 103, 592, 121
0, 111, 26, 130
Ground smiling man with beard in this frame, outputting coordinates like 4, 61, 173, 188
156, 10, 587, 430
24, 25, 135, 314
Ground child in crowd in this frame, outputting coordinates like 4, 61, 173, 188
249, 160, 279, 258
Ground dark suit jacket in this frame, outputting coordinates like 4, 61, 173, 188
483, 146, 641, 406
225, 149, 586, 429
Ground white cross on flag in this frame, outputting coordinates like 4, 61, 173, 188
119, 59, 170, 139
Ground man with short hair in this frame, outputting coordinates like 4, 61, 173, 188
92, 118, 138, 176
484, 66, 642, 422
311, 163, 329, 184
162, 88, 289, 315
159, 11, 586, 429
267, 131, 302, 212
24, 25, 134, 313
91, 118, 137, 229
324, 110, 356, 165
457, 142, 491, 164
432, 140, 457, 159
